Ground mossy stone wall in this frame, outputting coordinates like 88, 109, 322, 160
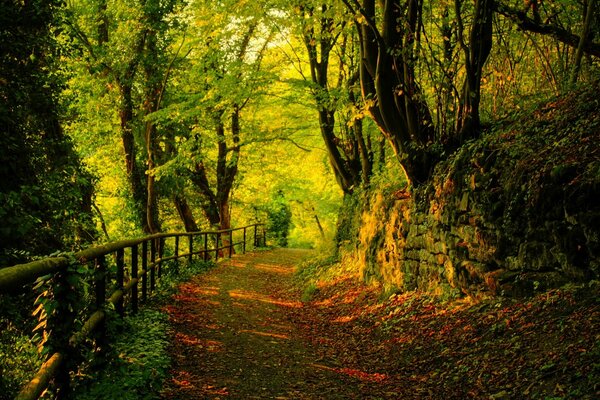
355, 84, 600, 297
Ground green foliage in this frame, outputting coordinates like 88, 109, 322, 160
69, 259, 213, 399
295, 252, 339, 285
301, 282, 318, 302
266, 190, 293, 247
71, 309, 170, 400
0, 0, 96, 264
333, 192, 365, 251
0, 320, 41, 400
31, 253, 92, 357
151, 259, 215, 301
0, 253, 92, 400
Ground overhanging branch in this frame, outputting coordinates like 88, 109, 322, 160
494, 1, 600, 58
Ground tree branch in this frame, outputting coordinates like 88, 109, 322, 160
494, 1, 600, 57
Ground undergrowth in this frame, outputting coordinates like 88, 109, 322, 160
70, 309, 170, 400
68, 259, 215, 400
0, 318, 41, 400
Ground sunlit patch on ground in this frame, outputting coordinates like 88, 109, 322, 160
174, 332, 224, 352
228, 289, 302, 308
253, 263, 295, 275
239, 329, 290, 340
191, 286, 221, 296
312, 364, 388, 383
332, 315, 356, 323
228, 259, 249, 268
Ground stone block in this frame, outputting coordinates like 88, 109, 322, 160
517, 241, 557, 271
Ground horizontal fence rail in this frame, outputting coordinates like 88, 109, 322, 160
0, 223, 266, 400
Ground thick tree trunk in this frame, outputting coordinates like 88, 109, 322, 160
119, 83, 150, 233
300, 4, 370, 193
173, 195, 199, 232
355, 0, 436, 186
143, 28, 162, 234
218, 200, 231, 231
455, 0, 494, 142
190, 161, 221, 227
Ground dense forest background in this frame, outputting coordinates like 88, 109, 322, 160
1, 0, 598, 266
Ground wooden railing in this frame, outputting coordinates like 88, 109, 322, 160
0, 223, 266, 400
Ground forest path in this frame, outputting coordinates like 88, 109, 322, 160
159, 249, 599, 399
160, 249, 383, 399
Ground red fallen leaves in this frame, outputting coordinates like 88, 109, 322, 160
334, 368, 388, 383
286, 273, 600, 399
161, 249, 600, 399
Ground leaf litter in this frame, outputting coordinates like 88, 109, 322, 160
161, 249, 599, 399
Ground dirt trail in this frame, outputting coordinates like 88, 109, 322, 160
160, 249, 375, 399
160, 249, 600, 399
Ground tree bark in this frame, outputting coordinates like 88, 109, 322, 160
349, 0, 437, 185
494, 1, 600, 58
190, 160, 221, 227
455, 0, 494, 142
173, 195, 199, 232
143, 24, 162, 234
118, 81, 150, 233
299, 3, 370, 193
571, 0, 596, 84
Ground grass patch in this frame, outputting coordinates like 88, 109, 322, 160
301, 283, 319, 303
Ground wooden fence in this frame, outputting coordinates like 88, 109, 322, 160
0, 223, 266, 400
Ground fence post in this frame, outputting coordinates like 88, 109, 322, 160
254, 224, 258, 248
53, 266, 78, 399
115, 249, 125, 317
131, 245, 138, 314
188, 235, 193, 263
174, 236, 180, 273
157, 238, 164, 279
263, 226, 267, 247
243, 227, 247, 254
203, 233, 208, 261
229, 229, 233, 258
150, 239, 156, 293
94, 255, 107, 350
215, 233, 219, 260
141, 241, 148, 302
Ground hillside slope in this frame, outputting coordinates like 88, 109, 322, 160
353, 81, 600, 296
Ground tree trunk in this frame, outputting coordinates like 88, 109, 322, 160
300, 4, 369, 193
455, 0, 494, 142
190, 161, 221, 227
354, 0, 436, 186
143, 26, 162, 234
312, 206, 325, 239
173, 195, 199, 232
119, 82, 150, 233
571, 0, 596, 84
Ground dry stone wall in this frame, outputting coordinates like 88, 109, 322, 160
355, 86, 600, 297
